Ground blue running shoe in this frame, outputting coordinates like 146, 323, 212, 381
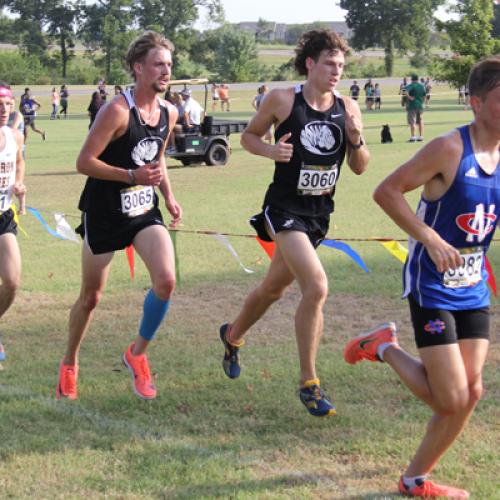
0, 339, 5, 362
219, 323, 243, 379
299, 378, 336, 417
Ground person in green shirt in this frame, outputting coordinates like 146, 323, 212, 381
406, 74, 427, 142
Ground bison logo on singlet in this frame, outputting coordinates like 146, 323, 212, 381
131, 136, 164, 166
300, 120, 343, 156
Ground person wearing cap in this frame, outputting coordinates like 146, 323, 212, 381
0, 81, 27, 363
181, 88, 204, 133
405, 74, 427, 142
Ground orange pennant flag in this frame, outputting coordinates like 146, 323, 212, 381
256, 236, 275, 259
125, 245, 135, 279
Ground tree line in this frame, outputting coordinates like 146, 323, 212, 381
340, 0, 500, 88
0, 0, 498, 86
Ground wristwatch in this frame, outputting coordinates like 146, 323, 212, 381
349, 137, 364, 150
127, 168, 136, 185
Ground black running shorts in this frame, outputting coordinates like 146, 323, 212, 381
0, 209, 17, 236
250, 205, 329, 249
408, 294, 490, 348
76, 207, 165, 255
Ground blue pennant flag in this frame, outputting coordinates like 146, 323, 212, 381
27, 207, 64, 240
320, 239, 370, 273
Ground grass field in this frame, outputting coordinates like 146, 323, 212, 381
0, 84, 498, 498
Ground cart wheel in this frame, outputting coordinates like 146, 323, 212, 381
205, 143, 229, 166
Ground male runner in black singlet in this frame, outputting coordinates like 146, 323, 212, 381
219, 29, 370, 416
57, 31, 181, 401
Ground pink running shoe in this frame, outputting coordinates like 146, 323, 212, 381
56, 360, 79, 400
122, 343, 157, 400
344, 322, 397, 364
399, 476, 469, 498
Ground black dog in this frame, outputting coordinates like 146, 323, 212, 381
381, 124, 393, 143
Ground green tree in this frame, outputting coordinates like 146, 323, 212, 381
432, 0, 500, 88
491, 1, 500, 38
0, 0, 49, 61
79, 0, 136, 82
136, 0, 224, 53
339, 0, 443, 76
255, 18, 275, 43
45, 0, 81, 79
191, 25, 259, 81
0, 12, 19, 43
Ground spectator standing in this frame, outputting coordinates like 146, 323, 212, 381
405, 74, 427, 142
87, 91, 103, 129
364, 79, 374, 110
399, 77, 408, 107
374, 83, 381, 110
98, 79, 108, 103
211, 83, 219, 112
51, 87, 60, 119
59, 85, 69, 118
219, 83, 230, 112
424, 77, 432, 107
349, 80, 360, 101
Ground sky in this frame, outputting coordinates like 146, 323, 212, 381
197, 0, 452, 28
218, 0, 346, 24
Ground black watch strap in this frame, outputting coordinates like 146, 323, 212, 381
350, 137, 364, 150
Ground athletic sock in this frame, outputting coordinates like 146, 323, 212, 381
139, 289, 170, 341
376, 342, 394, 361
402, 475, 427, 489
226, 326, 244, 347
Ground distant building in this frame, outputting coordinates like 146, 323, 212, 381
233, 21, 351, 43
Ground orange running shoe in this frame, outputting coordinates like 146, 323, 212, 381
399, 476, 469, 498
344, 322, 397, 364
122, 343, 157, 400
56, 360, 79, 400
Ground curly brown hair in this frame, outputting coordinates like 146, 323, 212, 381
294, 29, 349, 76
126, 31, 175, 80
467, 55, 500, 99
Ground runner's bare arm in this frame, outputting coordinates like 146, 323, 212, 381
241, 88, 294, 163
13, 129, 26, 195
373, 133, 463, 272
77, 96, 160, 186
343, 96, 369, 174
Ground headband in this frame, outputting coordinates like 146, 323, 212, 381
0, 87, 13, 99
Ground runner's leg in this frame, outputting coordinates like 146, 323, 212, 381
64, 241, 113, 365
132, 224, 175, 355
0, 233, 21, 319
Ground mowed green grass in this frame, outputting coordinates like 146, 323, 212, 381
0, 85, 498, 498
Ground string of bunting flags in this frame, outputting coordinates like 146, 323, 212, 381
15, 205, 498, 297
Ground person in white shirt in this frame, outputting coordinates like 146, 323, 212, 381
180, 89, 204, 132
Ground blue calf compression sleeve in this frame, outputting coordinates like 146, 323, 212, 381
139, 289, 170, 341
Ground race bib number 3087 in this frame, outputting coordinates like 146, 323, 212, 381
120, 185, 154, 217
443, 246, 484, 288
297, 164, 338, 196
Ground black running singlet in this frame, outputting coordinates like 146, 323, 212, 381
263, 84, 347, 216
78, 89, 170, 219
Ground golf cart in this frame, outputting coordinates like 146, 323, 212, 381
166, 78, 248, 167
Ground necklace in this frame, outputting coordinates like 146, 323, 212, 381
137, 99, 158, 126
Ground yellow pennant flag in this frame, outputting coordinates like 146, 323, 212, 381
11, 205, 28, 237
380, 240, 408, 263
